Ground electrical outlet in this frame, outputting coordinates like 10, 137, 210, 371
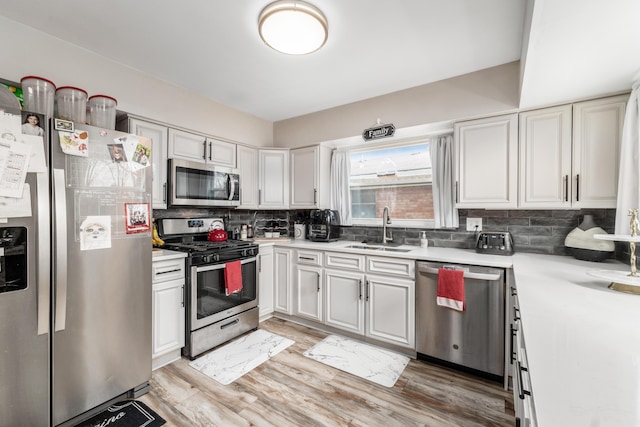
466, 218, 482, 232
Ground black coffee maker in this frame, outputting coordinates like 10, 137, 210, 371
307, 210, 341, 242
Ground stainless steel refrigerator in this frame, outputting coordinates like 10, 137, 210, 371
0, 111, 152, 427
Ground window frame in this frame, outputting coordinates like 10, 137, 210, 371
347, 137, 436, 229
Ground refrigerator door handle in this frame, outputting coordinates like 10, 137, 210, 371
37, 172, 51, 335
53, 168, 68, 332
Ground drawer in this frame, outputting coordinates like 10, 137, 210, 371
366, 256, 414, 278
325, 252, 365, 272
296, 250, 323, 266
152, 259, 185, 283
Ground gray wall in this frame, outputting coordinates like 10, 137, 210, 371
273, 61, 520, 148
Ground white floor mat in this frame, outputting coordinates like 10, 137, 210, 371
189, 329, 294, 385
303, 335, 409, 387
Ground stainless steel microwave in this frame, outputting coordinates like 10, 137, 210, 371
168, 158, 240, 207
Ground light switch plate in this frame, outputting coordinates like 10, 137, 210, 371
466, 217, 482, 232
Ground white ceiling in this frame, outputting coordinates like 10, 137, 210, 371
0, 0, 638, 122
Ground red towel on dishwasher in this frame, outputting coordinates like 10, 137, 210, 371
225, 260, 243, 296
437, 268, 465, 311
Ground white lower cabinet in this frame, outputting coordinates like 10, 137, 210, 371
295, 265, 323, 322
258, 245, 274, 319
151, 254, 186, 370
322, 252, 415, 349
324, 269, 365, 334
365, 274, 415, 348
274, 247, 293, 314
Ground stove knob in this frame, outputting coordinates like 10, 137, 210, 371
203, 255, 212, 263
214, 254, 220, 262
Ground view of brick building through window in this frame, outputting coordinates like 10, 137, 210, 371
350, 143, 434, 221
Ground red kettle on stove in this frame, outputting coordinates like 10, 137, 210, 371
207, 229, 227, 242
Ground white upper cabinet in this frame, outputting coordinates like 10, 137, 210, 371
207, 138, 236, 168
237, 145, 259, 209
290, 145, 332, 209
259, 149, 289, 209
121, 118, 169, 209
454, 114, 518, 208
519, 95, 627, 209
168, 129, 236, 167
572, 95, 627, 209
519, 105, 573, 208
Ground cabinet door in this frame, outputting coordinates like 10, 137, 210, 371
207, 138, 236, 167
573, 95, 627, 208
126, 119, 169, 209
152, 279, 185, 359
290, 146, 318, 208
274, 248, 292, 314
259, 149, 290, 209
519, 105, 572, 208
455, 114, 518, 208
294, 265, 323, 322
324, 269, 365, 335
237, 145, 259, 209
258, 246, 274, 319
168, 128, 207, 163
366, 274, 415, 348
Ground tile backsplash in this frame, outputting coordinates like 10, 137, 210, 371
154, 207, 626, 261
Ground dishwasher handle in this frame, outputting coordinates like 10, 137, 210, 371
417, 264, 501, 282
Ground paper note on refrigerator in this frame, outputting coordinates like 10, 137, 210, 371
79, 216, 111, 251
0, 183, 32, 219
17, 134, 46, 173
0, 137, 31, 198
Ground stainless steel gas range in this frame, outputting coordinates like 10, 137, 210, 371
157, 218, 259, 359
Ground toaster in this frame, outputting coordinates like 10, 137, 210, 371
475, 231, 514, 255
308, 209, 341, 242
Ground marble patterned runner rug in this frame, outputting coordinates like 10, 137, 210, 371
189, 329, 294, 385
303, 335, 410, 387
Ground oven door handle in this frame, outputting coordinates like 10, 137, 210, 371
194, 256, 257, 273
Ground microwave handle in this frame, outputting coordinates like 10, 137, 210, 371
228, 175, 235, 201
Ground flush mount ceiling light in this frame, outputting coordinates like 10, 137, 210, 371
258, 1, 328, 55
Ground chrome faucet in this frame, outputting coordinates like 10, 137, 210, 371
382, 206, 393, 244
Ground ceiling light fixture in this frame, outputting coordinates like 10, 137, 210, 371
258, 1, 328, 55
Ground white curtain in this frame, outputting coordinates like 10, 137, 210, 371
430, 134, 459, 229
330, 149, 352, 225
615, 78, 640, 234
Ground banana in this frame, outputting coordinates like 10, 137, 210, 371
152, 223, 164, 246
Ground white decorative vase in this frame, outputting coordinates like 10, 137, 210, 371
564, 215, 615, 262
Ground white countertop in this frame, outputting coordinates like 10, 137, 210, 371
262, 239, 514, 268
512, 253, 640, 427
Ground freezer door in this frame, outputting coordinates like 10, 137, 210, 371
50, 124, 152, 425
0, 154, 51, 424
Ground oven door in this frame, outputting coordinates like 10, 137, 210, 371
190, 257, 257, 331
169, 158, 240, 207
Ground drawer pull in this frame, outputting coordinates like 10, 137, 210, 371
156, 268, 182, 275
299, 256, 315, 261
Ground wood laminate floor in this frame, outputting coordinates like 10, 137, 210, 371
140, 318, 515, 427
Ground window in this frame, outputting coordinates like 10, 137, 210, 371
349, 142, 433, 227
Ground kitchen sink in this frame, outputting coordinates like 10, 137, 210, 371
345, 244, 412, 253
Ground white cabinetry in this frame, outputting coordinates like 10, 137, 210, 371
323, 252, 415, 349
237, 145, 259, 209
294, 250, 323, 322
572, 95, 627, 208
274, 247, 293, 314
290, 145, 332, 209
519, 95, 627, 209
258, 245, 274, 320
151, 253, 186, 370
117, 117, 169, 209
259, 149, 289, 209
454, 114, 518, 208
519, 105, 573, 208
168, 129, 236, 167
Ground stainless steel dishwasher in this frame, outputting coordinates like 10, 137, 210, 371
416, 261, 505, 380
